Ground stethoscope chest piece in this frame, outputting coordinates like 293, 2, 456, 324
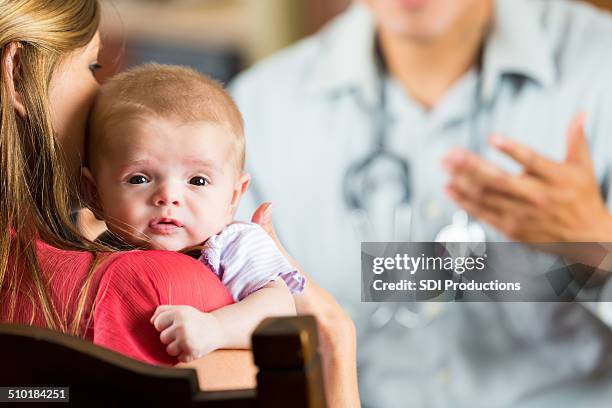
435, 210, 486, 256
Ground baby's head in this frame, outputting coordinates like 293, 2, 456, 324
84, 64, 250, 251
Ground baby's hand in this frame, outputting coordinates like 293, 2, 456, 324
150, 305, 227, 363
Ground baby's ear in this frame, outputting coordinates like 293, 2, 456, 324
229, 172, 251, 218
80, 167, 104, 220
237, 172, 251, 196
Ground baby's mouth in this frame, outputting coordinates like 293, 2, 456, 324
149, 218, 183, 233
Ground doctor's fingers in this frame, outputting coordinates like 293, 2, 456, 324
447, 187, 539, 241
489, 135, 562, 183
447, 189, 501, 227
447, 182, 540, 219
445, 155, 548, 206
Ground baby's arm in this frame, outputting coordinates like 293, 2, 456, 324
151, 279, 295, 362
151, 223, 303, 362
211, 279, 296, 348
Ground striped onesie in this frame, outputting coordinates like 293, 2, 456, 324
199, 222, 305, 301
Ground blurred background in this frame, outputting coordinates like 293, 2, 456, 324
97, 0, 350, 84
97, 0, 612, 84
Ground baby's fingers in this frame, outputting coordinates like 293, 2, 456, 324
159, 325, 177, 346
166, 339, 182, 357
178, 353, 195, 363
150, 305, 176, 323
151, 310, 176, 332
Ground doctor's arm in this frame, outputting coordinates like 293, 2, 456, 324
252, 203, 361, 408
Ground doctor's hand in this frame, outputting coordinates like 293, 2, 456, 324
443, 113, 612, 243
251, 202, 360, 408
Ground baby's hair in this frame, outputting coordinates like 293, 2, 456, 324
88, 63, 245, 172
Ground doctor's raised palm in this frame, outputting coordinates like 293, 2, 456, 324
444, 113, 612, 243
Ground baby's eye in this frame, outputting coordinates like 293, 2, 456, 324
189, 176, 209, 186
128, 175, 149, 184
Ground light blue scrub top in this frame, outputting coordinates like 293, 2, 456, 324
231, 1, 612, 406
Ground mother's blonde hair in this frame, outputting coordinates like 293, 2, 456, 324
0, 0, 102, 336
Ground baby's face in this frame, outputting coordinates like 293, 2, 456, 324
91, 117, 241, 251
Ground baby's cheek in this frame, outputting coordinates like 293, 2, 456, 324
189, 220, 219, 243
106, 200, 143, 229
192, 207, 227, 241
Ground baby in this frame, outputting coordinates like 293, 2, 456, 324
83, 64, 304, 362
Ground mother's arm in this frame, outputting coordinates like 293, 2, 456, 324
252, 203, 361, 408
176, 349, 256, 390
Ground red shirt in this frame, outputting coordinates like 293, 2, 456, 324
2, 239, 233, 365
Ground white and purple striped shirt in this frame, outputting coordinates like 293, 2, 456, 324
199, 222, 305, 301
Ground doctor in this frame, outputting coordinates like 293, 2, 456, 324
232, 0, 612, 406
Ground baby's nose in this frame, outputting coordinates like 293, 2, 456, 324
155, 197, 180, 206
153, 185, 181, 207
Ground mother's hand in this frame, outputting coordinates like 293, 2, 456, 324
252, 203, 360, 408
444, 113, 612, 243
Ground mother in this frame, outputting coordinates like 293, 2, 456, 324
0, 0, 358, 404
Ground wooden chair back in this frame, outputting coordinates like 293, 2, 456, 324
0, 316, 326, 407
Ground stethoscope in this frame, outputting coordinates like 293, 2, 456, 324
344, 66, 488, 329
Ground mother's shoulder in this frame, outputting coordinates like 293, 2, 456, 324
96, 250, 231, 309
99, 250, 217, 284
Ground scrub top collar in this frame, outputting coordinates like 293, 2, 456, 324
482, 0, 557, 101
303, 0, 558, 109
303, 4, 379, 105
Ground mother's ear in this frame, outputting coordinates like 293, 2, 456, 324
2, 42, 26, 117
